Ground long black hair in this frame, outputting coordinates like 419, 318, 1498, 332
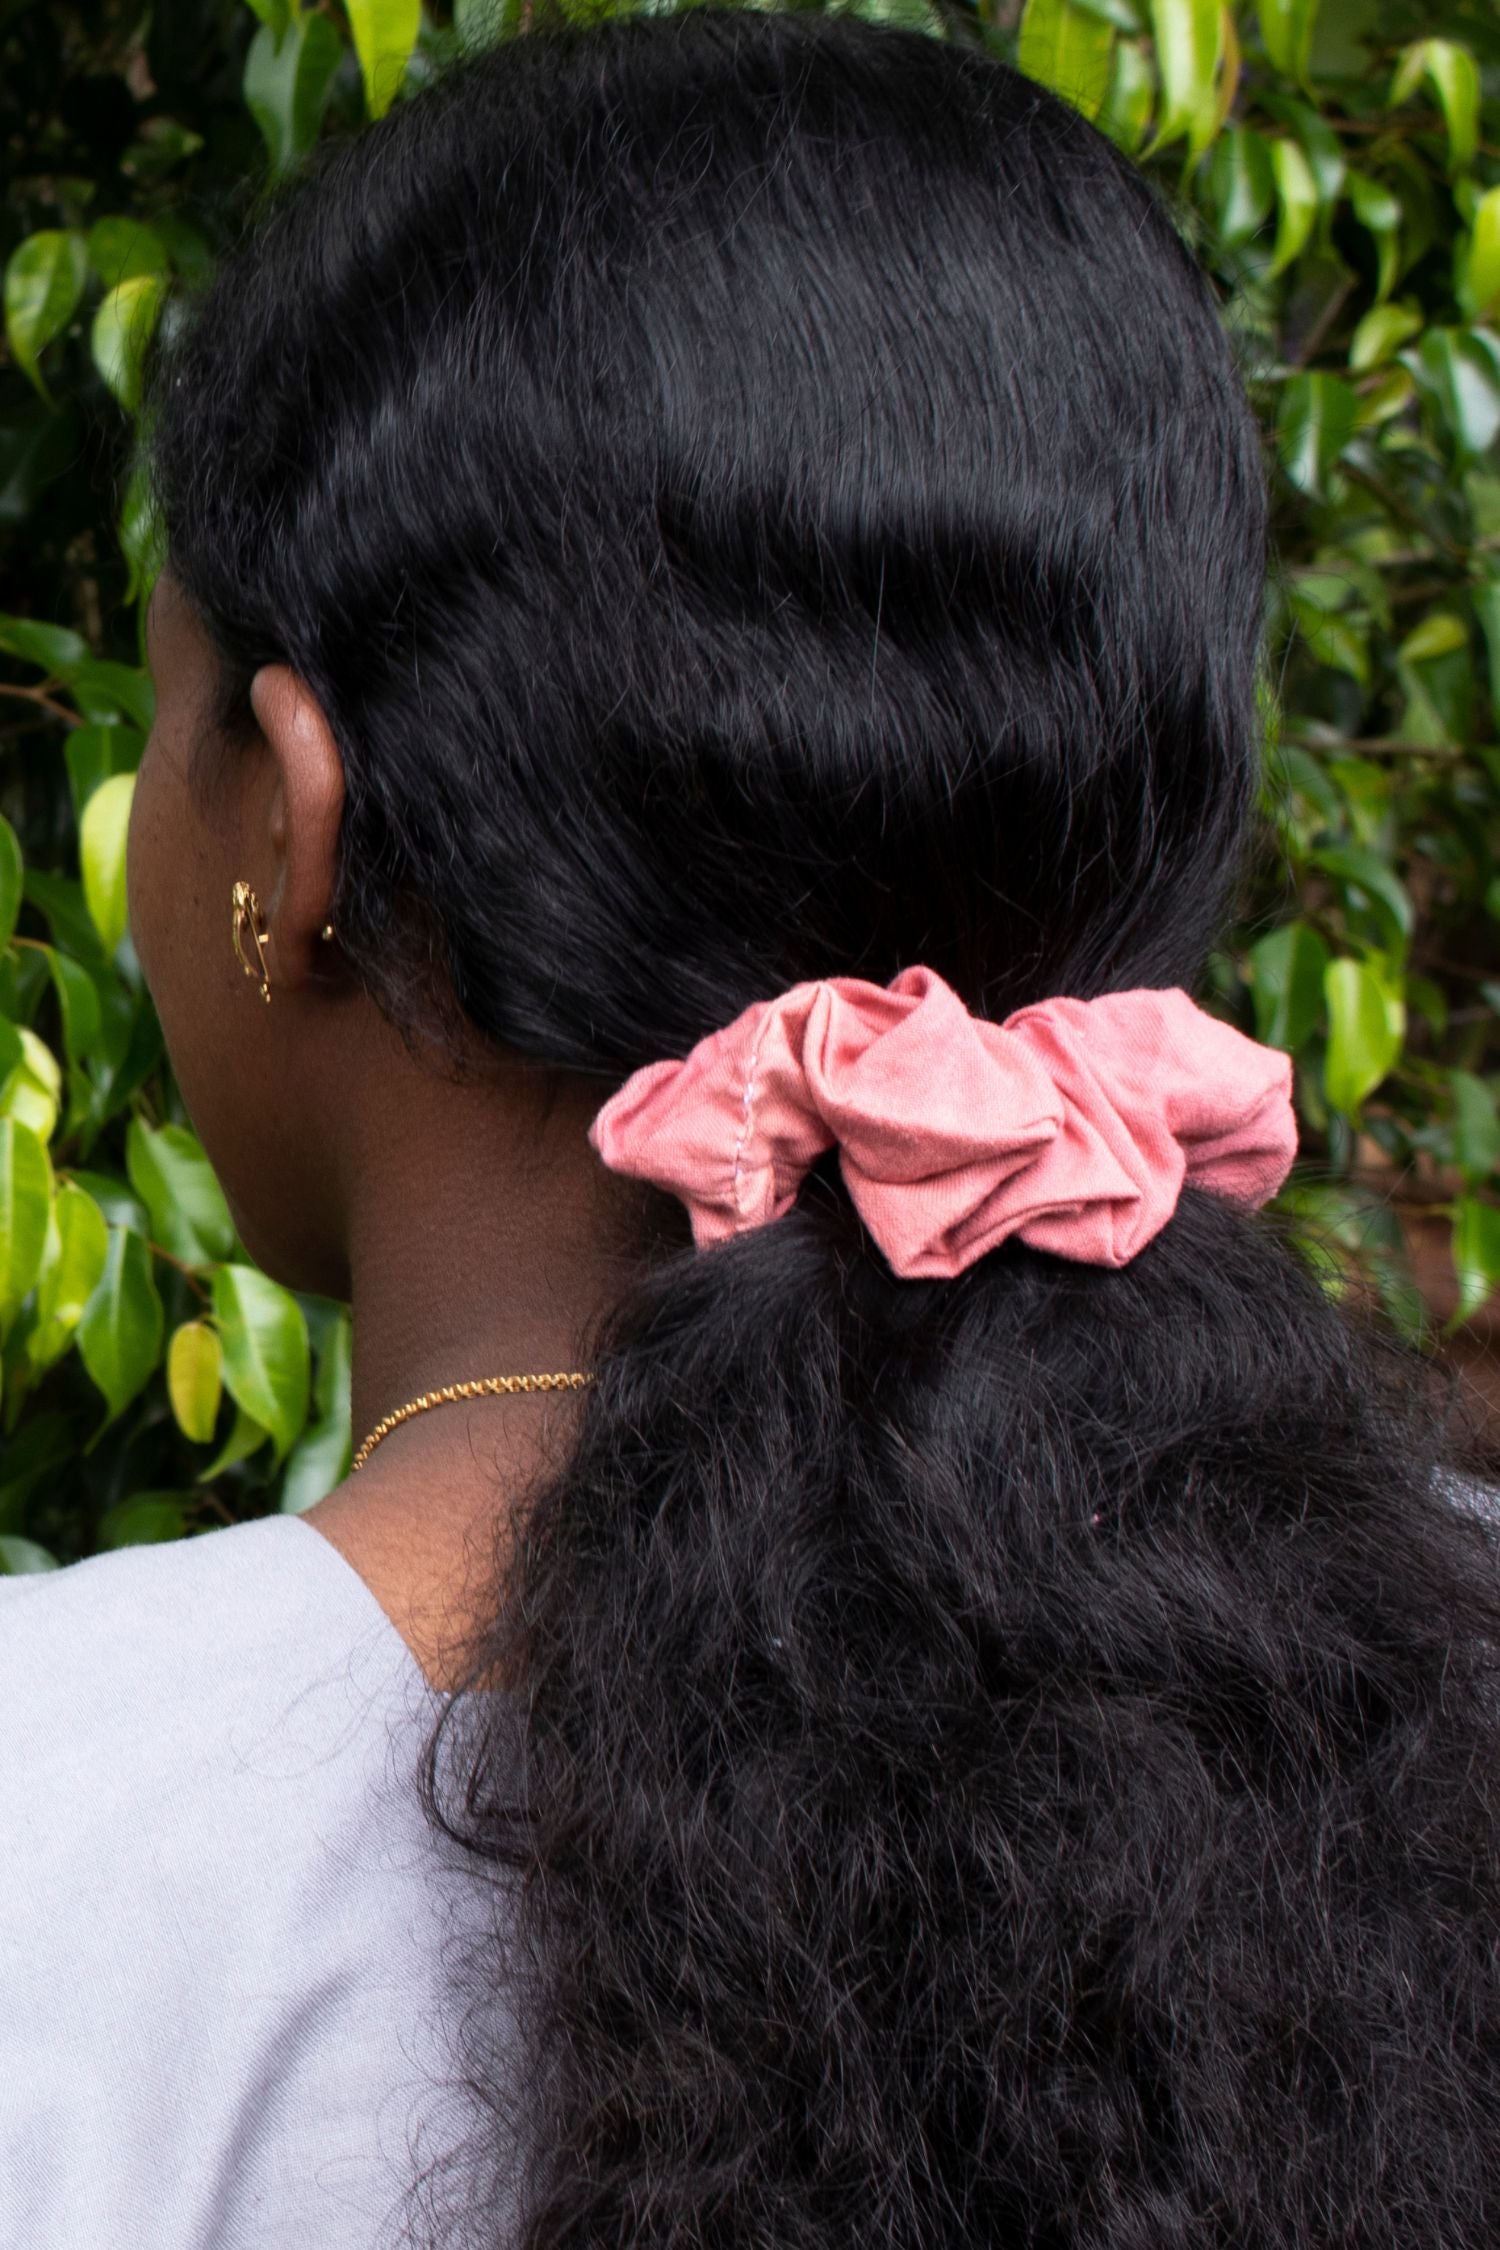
150, 13, 1500, 2244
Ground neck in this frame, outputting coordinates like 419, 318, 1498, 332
302, 1061, 655, 1690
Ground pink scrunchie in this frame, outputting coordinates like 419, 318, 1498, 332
588, 968, 1298, 1278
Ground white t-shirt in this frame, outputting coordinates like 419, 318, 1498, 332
0, 1512, 517, 2250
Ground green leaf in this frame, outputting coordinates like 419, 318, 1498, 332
119, 464, 164, 606
68, 1168, 147, 1233
346, 0, 422, 120
1248, 919, 1329, 1051
27, 1181, 108, 1375
90, 274, 166, 414
212, 1264, 310, 1465
76, 1223, 164, 1427
1449, 1196, 1500, 1328
278, 1411, 352, 1514
454, 0, 523, 50
1347, 172, 1400, 303
1097, 36, 1155, 152
65, 725, 144, 827
1323, 955, 1405, 1119
1450, 1070, 1500, 1185
0, 1536, 59, 1574
1398, 610, 1468, 665
1267, 138, 1317, 276
313, 1306, 353, 1423
196, 1403, 273, 1482
0, 814, 22, 953
1257, 0, 1317, 82
85, 217, 170, 292
79, 770, 135, 953
0, 1119, 53, 1338
1147, 0, 1220, 158
45, 946, 103, 1071
68, 660, 154, 729
3, 232, 88, 401
125, 1118, 236, 1266
1391, 39, 1479, 180
244, 13, 343, 175
97, 1492, 189, 1549
0, 1030, 61, 1144
1348, 300, 1422, 372
1408, 329, 1500, 460
1276, 371, 1357, 497
244, 0, 294, 31
1311, 844, 1413, 958
1018, 0, 1116, 120
1476, 572, 1500, 730
167, 1318, 224, 1443
0, 613, 87, 675
1208, 126, 1274, 251
1463, 188, 1500, 325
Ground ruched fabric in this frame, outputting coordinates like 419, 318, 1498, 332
589, 969, 1298, 1278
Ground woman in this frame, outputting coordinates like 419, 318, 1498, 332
7, 8, 1500, 2245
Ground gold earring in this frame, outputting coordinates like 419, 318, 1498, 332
320, 922, 336, 941
231, 879, 272, 1004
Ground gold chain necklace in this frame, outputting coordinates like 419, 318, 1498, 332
350, 1371, 594, 1473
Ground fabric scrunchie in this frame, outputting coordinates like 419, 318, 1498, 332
588, 967, 1298, 1279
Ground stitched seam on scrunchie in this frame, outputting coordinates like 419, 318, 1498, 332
729, 1000, 777, 1221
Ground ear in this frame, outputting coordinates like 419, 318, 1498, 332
248, 665, 345, 990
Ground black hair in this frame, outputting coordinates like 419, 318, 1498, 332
149, 13, 1500, 2245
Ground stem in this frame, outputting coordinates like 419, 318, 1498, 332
0, 681, 79, 728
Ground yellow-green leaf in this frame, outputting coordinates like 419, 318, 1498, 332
1018, 0, 1116, 121
1324, 956, 1405, 1119
0, 1119, 53, 1338
1097, 37, 1155, 153
1267, 137, 1317, 276
3, 231, 87, 401
1147, 0, 1221, 158
1349, 300, 1422, 371
1463, 186, 1500, 323
79, 770, 136, 953
28, 1181, 108, 1376
212, 1263, 310, 1465
1257, 0, 1317, 82
346, 0, 421, 120
1347, 172, 1400, 303
1398, 611, 1468, 665
1391, 39, 1479, 180
90, 274, 166, 414
168, 1319, 224, 1443
0, 1030, 61, 1144
1450, 1196, 1500, 1327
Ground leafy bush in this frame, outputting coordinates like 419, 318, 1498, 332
1, 0, 1497, 1567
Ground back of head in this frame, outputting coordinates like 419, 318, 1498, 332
150, 13, 1500, 2247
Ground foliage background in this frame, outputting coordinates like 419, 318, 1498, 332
1, 0, 1498, 1568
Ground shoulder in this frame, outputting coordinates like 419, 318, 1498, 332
0, 1517, 502, 2246
0, 1512, 422, 1785
0, 1515, 442, 1917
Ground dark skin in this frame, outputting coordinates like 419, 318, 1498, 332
127, 574, 644, 1690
